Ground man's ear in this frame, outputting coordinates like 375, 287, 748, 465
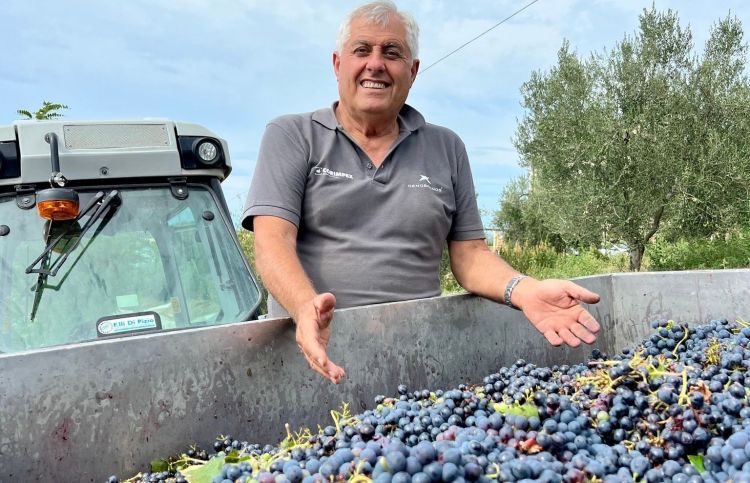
333, 52, 341, 81
410, 59, 420, 84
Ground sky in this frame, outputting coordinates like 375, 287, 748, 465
2, 0, 749, 227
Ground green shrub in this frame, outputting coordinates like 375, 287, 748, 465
646, 231, 750, 271
440, 247, 463, 294
440, 241, 629, 294
496, 241, 628, 281
240, 228, 749, 308
530, 248, 629, 280
237, 230, 268, 315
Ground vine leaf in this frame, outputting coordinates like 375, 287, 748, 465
181, 455, 225, 483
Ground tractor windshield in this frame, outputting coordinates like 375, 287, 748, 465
0, 184, 261, 353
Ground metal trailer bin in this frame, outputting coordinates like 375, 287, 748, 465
1, 268, 748, 481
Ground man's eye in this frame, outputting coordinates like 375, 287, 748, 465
354, 47, 369, 55
385, 50, 403, 58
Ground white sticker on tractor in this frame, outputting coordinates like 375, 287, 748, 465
96, 312, 161, 337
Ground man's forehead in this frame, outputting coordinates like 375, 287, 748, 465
347, 16, 407, 45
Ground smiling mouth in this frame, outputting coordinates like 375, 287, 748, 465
360, 80, 390, 89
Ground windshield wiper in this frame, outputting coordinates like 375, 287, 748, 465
26, 190, 121, 321
26, 190, 121, 277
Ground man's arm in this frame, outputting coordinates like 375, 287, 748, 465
448, 239, 601, 347
253, 215, 345, 384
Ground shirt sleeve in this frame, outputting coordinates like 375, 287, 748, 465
448, 139, 486, 241
241, 120, 310, 231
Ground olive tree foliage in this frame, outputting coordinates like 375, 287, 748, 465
665, 17, 750, 239
17, 101, 69, 120
492, 175, 565, 251
511, 7, 750, 270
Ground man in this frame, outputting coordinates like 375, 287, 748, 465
242, 1, 601, 384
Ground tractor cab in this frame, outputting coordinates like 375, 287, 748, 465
0, 120, 262, 353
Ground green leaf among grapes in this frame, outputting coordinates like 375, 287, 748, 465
224, 449, 252, 464
492, 402, 539, 419
688, 455, 705, 474
150, 459, 169, 473
181, 455, 225, 483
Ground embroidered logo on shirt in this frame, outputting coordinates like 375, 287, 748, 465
408, 174, 443, 192
313, 167, 353, 179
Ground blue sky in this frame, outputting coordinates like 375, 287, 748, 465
2, 1, 748, 226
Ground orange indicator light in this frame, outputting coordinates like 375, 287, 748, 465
37, 199, 80, 221
35, 188, 81, 221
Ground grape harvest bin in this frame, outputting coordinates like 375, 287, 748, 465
1, 269, 748, 481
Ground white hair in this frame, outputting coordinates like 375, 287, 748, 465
336, 0, 420, 61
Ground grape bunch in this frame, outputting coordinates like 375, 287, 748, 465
110, 317, 750, 483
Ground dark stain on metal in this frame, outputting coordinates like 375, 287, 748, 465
52, 418, 73, 442
246, 368, 253, 377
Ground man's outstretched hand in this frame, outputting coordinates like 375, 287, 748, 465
513, 278, 601, 347
294, 292, 346, 384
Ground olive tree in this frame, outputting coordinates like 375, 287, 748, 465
492, 175, 565, 250
666, 15, 750, 239
512, 7, 750, 270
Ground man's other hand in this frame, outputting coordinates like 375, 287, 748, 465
294, 292, 346, 384
513, 279, 601, 347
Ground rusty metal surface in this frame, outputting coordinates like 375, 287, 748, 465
1, 269, 748, 481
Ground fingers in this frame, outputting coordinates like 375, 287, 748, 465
296, 323, 329, 368
543, 330, 563, 346
578, 310, 601, 334
538, 307, 599, 347
314, 293, 336, 328
569, 321, 597, 344
301, 350, 336, 382
299, 337, 344, 384
318, 311, 333, 327
326, 361, 346, 384
296, 294, 345, 384
530, 281, 601, 348
564, 281, 601, 304
296, 326, 330, 377
545, 322, 598, 347
557, 327, 581, 347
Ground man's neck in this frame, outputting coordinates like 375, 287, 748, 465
335, 103, 399, 140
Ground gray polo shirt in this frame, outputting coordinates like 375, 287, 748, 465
242, 103, 485, 316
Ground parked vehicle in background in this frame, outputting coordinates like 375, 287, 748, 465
0, 119, 262, 354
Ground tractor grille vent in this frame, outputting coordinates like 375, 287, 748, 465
63, 124, 170, 150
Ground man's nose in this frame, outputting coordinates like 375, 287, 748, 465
366, 51, 386, 71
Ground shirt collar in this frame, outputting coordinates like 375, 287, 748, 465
312, 101, 426, 132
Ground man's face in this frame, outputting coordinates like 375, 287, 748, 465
333, 15, 419, 120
